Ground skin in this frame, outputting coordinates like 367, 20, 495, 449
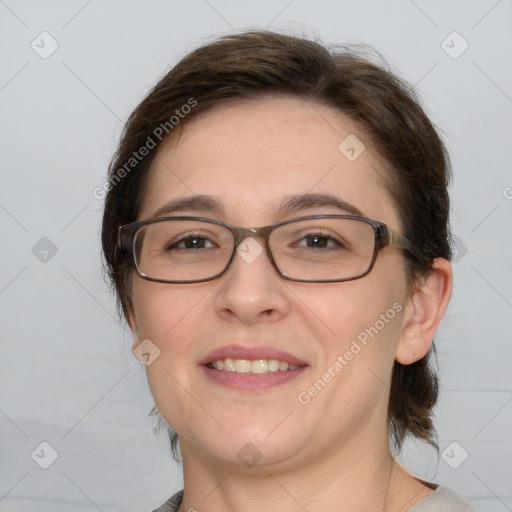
129, 96, 452, 512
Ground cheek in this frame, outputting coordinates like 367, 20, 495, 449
131, 280, 211, 394
298, 285, 405, 413
290, 286, 405, 444
291, 269, 407, 369
131, 279, 211, 341
131, 281, 214, 431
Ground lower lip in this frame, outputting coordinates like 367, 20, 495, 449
201, 365, 307, 391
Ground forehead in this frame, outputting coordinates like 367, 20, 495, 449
139, 96, 399, 227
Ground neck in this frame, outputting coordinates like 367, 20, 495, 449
177, 433, 431, 512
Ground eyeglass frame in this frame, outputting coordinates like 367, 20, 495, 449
117, 214, 429, 284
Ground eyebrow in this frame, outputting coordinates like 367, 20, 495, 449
151, 193, 365, 220
278, 193, 365, 217
152, 195, 224, 218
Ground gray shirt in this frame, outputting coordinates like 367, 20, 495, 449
152, 485, 476, 511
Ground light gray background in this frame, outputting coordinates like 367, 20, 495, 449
1, 1, 511, 511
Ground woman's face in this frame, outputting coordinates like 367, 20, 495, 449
130, 97, 413, 471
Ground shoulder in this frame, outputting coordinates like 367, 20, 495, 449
151, 490, 184, 512
408, 485, 476, 511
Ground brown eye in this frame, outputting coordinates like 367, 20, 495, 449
304, 234, 338, 248
168, 235, 215, 250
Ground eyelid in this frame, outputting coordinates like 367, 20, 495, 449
287, 228, 348, 247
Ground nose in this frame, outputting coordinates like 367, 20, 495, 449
213, 236, 291, 325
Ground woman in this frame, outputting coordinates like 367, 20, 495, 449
101, 31, 475, 511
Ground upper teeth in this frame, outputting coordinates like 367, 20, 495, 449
210, 358, 300, 373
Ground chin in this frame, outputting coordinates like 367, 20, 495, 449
181, 422, 308, 471
205, 439, 303, 472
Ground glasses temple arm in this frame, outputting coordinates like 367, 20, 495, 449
386, 228, 430, 265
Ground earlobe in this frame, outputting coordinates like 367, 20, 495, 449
396, 258, 452, 365
395, 322, 426, 364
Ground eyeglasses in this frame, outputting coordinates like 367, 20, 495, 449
117, 215, 428, 284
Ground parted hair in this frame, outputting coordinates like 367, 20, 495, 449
101, 30, 452, 456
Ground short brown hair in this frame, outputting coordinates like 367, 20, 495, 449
101, 30, 451, 454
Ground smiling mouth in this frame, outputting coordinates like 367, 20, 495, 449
206, 358, 302, 373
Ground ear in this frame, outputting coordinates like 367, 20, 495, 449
395, 258, 452, 364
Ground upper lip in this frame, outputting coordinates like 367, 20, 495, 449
199, 344, 308, 366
